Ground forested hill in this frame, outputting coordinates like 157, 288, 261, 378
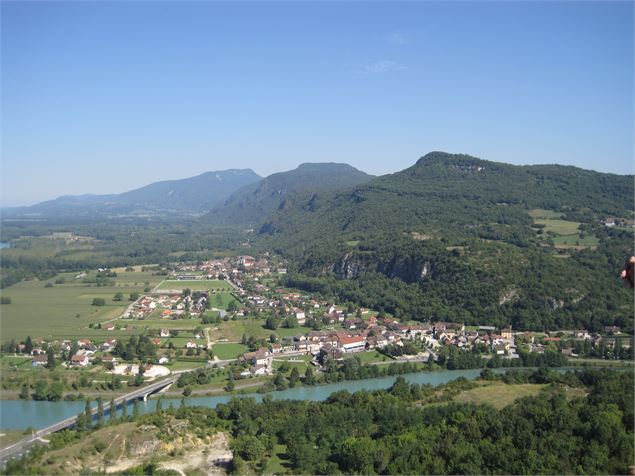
256, 152, 634, 332
259, 152, 632, 245
2, 169, 262, 219
202, 162, 374, 226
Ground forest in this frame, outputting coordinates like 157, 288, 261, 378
4, 368, 633, 475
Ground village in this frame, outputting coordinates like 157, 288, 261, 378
12, 252, 629, 388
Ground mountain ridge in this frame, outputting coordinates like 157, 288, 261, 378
2, 168, 262, 219
202, 162, 374, 226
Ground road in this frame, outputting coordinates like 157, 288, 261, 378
0, 374, 180, 468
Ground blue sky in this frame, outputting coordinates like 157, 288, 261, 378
2, 1, 633, 206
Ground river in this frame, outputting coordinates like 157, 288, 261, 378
0, 368, 496, 430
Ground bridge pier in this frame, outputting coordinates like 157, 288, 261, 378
143, 395, 147, 402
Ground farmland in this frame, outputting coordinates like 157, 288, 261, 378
211, 342, 248, 360
529, 208, 599, 249
155, 279, 232, 292
0, 270, 163, 341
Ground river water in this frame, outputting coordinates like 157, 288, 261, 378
2, 366, 629, 430
0, 368, 495, 430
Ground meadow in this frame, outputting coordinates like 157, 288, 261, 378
0, 270, 163, 341
529, 208, 598, 249
211, 342, 248, 360
207, 318, 305, 342
155, 279, 232, 292
452, 382, 548, 409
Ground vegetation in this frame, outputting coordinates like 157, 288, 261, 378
3, 368, 632, 475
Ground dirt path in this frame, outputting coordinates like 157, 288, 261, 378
158, 432, 232, 475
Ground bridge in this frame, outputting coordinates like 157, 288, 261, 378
0, 374, 179, 469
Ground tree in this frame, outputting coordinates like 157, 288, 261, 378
265, 316, 278, 330
113, 292, 124, 301
46, 347, 56, 369
226, 372, 235, 392
227, 300, 239, 313
33, 380, 48, 401
274, 372, 287, 391
19, 384, 29, 400
97, 398, 105, 427
269, 334, 277, 343
47, 382, 64, 402
304, 366, 315, 385
289, 367, 300, 388
129, 292, 140, 302
24, 336, 33, 355
92, 298, 105, 306
109, 398, 116, 422
84, 399, 92, 430
132, 399, 140, 419
284, 316, 298, 328
0, 297, 11, 304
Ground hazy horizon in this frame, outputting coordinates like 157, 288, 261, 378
2, 1, 633, 207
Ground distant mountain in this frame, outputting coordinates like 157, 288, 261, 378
258, 151, 633, 248
202, 162, 374, 226
3, 169, 262, 219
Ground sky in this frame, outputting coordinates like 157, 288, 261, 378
1, 1, 633, 207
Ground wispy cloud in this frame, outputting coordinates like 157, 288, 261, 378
386, 31, 409, 45
364, 60, 409, 73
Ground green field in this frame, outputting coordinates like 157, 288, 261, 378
212, 342, 248, 359
207, 292, 241, 310
156, 279, 232, 292
453, 382, 548, 409
208, 318, 307, 342
528, 208, 564, 220
356, 350, 389, 364
131, 319, 201, 331
529, 208, 598, 249
0, 270, 163, 341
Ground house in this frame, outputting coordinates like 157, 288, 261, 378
574, 330, 591, 340
270, 343, 282, 354
544, 337, 561, 343
101, 354, 115, 364
241, 349, 270, 366
294, 309, 306, 324
251, 365, 268, 376
338, 335, 366, 353
319, 343, 344, 360
185, 341, 197, 349
501, 328, 513, 340
70, 354, 89, 367
160, 329, 170, 337
366, 335, 388, 349
31, 354, 48, 367
158, 356, 169, 364
151, 338, 162, 346
77, 339, 92, 349
604, 326, 621, 335
103, 323, 115, 331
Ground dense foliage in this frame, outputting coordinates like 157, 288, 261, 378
4, 369, 632, 475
